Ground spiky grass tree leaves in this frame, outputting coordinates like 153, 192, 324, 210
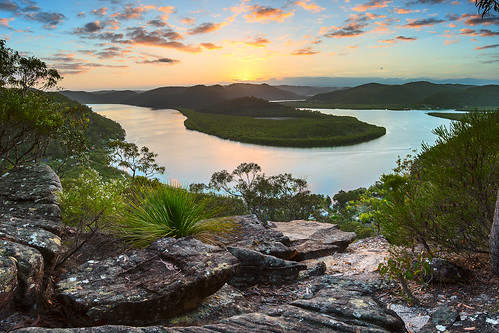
119, 185, 238, 248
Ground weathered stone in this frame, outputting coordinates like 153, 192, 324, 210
224, 215, 291, 246
0, 164, 62, 222
427, 258, 470, 284
419, 305, 460, 333
0, 256, 18, 313
55, 237, 239, 327
299, 261, 327, 279
272, 220, 356, 261
0, 240, 44, 309
164, 284, 256, 327
227, 246, 306, 287
0, 217, 61, 267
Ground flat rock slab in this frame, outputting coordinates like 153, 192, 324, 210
55, 237, 239, 327
14, 277, 407, 333
271, 220, 356, 261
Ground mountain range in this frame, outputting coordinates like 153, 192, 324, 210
60, 81, 499, 110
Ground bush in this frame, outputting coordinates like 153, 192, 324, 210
117, 185, 239, 248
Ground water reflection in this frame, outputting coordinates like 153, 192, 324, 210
92, 104, 455, 197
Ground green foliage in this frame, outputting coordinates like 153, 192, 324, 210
378, 247, 432, 305
117, 185, 239, 248
108, 140, 165, 178
197, 162, 328, 222
59, 168, 129, 229
371, 111, 498, 258
182, 107, 386, 148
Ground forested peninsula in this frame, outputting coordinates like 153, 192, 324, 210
181, 97, 386, 148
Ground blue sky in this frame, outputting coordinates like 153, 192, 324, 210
1, 0, 498, 90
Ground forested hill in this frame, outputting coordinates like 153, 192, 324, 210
60, 83, 305, 109
307, 81, 499, 110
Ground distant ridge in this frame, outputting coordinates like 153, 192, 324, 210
308, 81, 499, 109
61, 83, 305, 109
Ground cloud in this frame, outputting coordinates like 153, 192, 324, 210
0, 0, 18, 12
141, 57, 180, 64
394, 8, 418, 14
181, 17, 195, 25
402, 17, 446, 28
74, 21, 104, 34
461, 15, 499, 27
322, 14, 370, 38
460, 28, 499, 36
245, 35, 270, 47
147, 19, 169, 27
188, 22, 228, 34
0, 17, 13, 27
291, 47, 319, 55
125, 27, 200, 52
93, 46, 129, 59
244, 5, 294, 23
353, 0, 391, 12
475, 43, 499, 50
407, 0, 446, 4
46, 52, 127, 75
24, 11, 66, 29
158, 6, 175, 14
294, 1, 325, 13
201, 42, 222, 49
396, 35, 417, 41
110, 6, 149, 20
91, 7, 108, 16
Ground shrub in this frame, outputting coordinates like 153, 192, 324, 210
118, 185, 239, 247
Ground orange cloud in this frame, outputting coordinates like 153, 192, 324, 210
201, 42, 223, 50
181, 17, 195, 25
245, 35, 271, 47
158, 6, 175, 14
295, 1, 325, 13
353, 0, 391, 12
0, 18, 13, 27
111, 6, 149, 20
394, 8, 416, 14
91, 7, 108, 16
291, 47, 319, 55
244, 5, 294, 23
188, 22, 228, 34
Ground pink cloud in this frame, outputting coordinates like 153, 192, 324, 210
294, 1, 325, 13
244, 5, 294, 23
353, 0, 391, 12
291, 46, 319, 55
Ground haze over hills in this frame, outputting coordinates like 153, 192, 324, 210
61, 83, 306, 109
60, 81, 499, 111
307, 81, 499, 109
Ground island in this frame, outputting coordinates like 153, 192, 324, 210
180, 96, 386, 148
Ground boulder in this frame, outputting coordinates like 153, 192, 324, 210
271, 220, 357, 260
55, 237, 239, 327
14, 277, 407, 333
427, 258, 470, 284
0, 240, 44, 309
0, 164, 62, 222
227, 247, 306, 287
0, 256, 18, 313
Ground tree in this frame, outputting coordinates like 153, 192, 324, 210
475, 0, 499, 16
108, 140, 165, 178
0, 39, 85, 174
199, 162, 328, 222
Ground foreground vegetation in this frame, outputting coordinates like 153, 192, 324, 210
182, 97, 386, 148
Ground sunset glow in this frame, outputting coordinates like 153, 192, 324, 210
1, 0, 497, 90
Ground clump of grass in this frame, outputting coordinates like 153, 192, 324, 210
118, 185, 239, 248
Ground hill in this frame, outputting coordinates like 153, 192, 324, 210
307, 81, 498, 109
181, 97, 386, 148
61, 83, 305, 109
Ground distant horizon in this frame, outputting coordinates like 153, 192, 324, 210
63, 76, 499, 92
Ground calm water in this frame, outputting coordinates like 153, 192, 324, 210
92, 104, 456, 197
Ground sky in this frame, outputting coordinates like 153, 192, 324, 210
0, 0, 498, 90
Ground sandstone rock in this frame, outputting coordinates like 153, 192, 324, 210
419, 305, 460, 333
164, 284, 256, 327
0, 256, 18, 313
12, 276, 407, 333
227, 247, 306, 287
0, 217, 61, 267
55, 237, 239, 327
0, 240, 44, 309
0, 164, 62, 222
272, 220, 357, 261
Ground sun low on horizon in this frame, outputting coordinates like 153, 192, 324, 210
1, 0, 497, 90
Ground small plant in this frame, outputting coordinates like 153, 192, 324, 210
118, 185, 239, 248
378, 247, 432, 305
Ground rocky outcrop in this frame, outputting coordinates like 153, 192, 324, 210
227, 247, 306, 287
12, 277, 407, 333
55, 237, 240, 327
271, 220, 357, 260
0, 165, 63, 313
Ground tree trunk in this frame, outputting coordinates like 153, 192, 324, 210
490, 189, 499, 275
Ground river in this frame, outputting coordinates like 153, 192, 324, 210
91, 104, 457, 197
